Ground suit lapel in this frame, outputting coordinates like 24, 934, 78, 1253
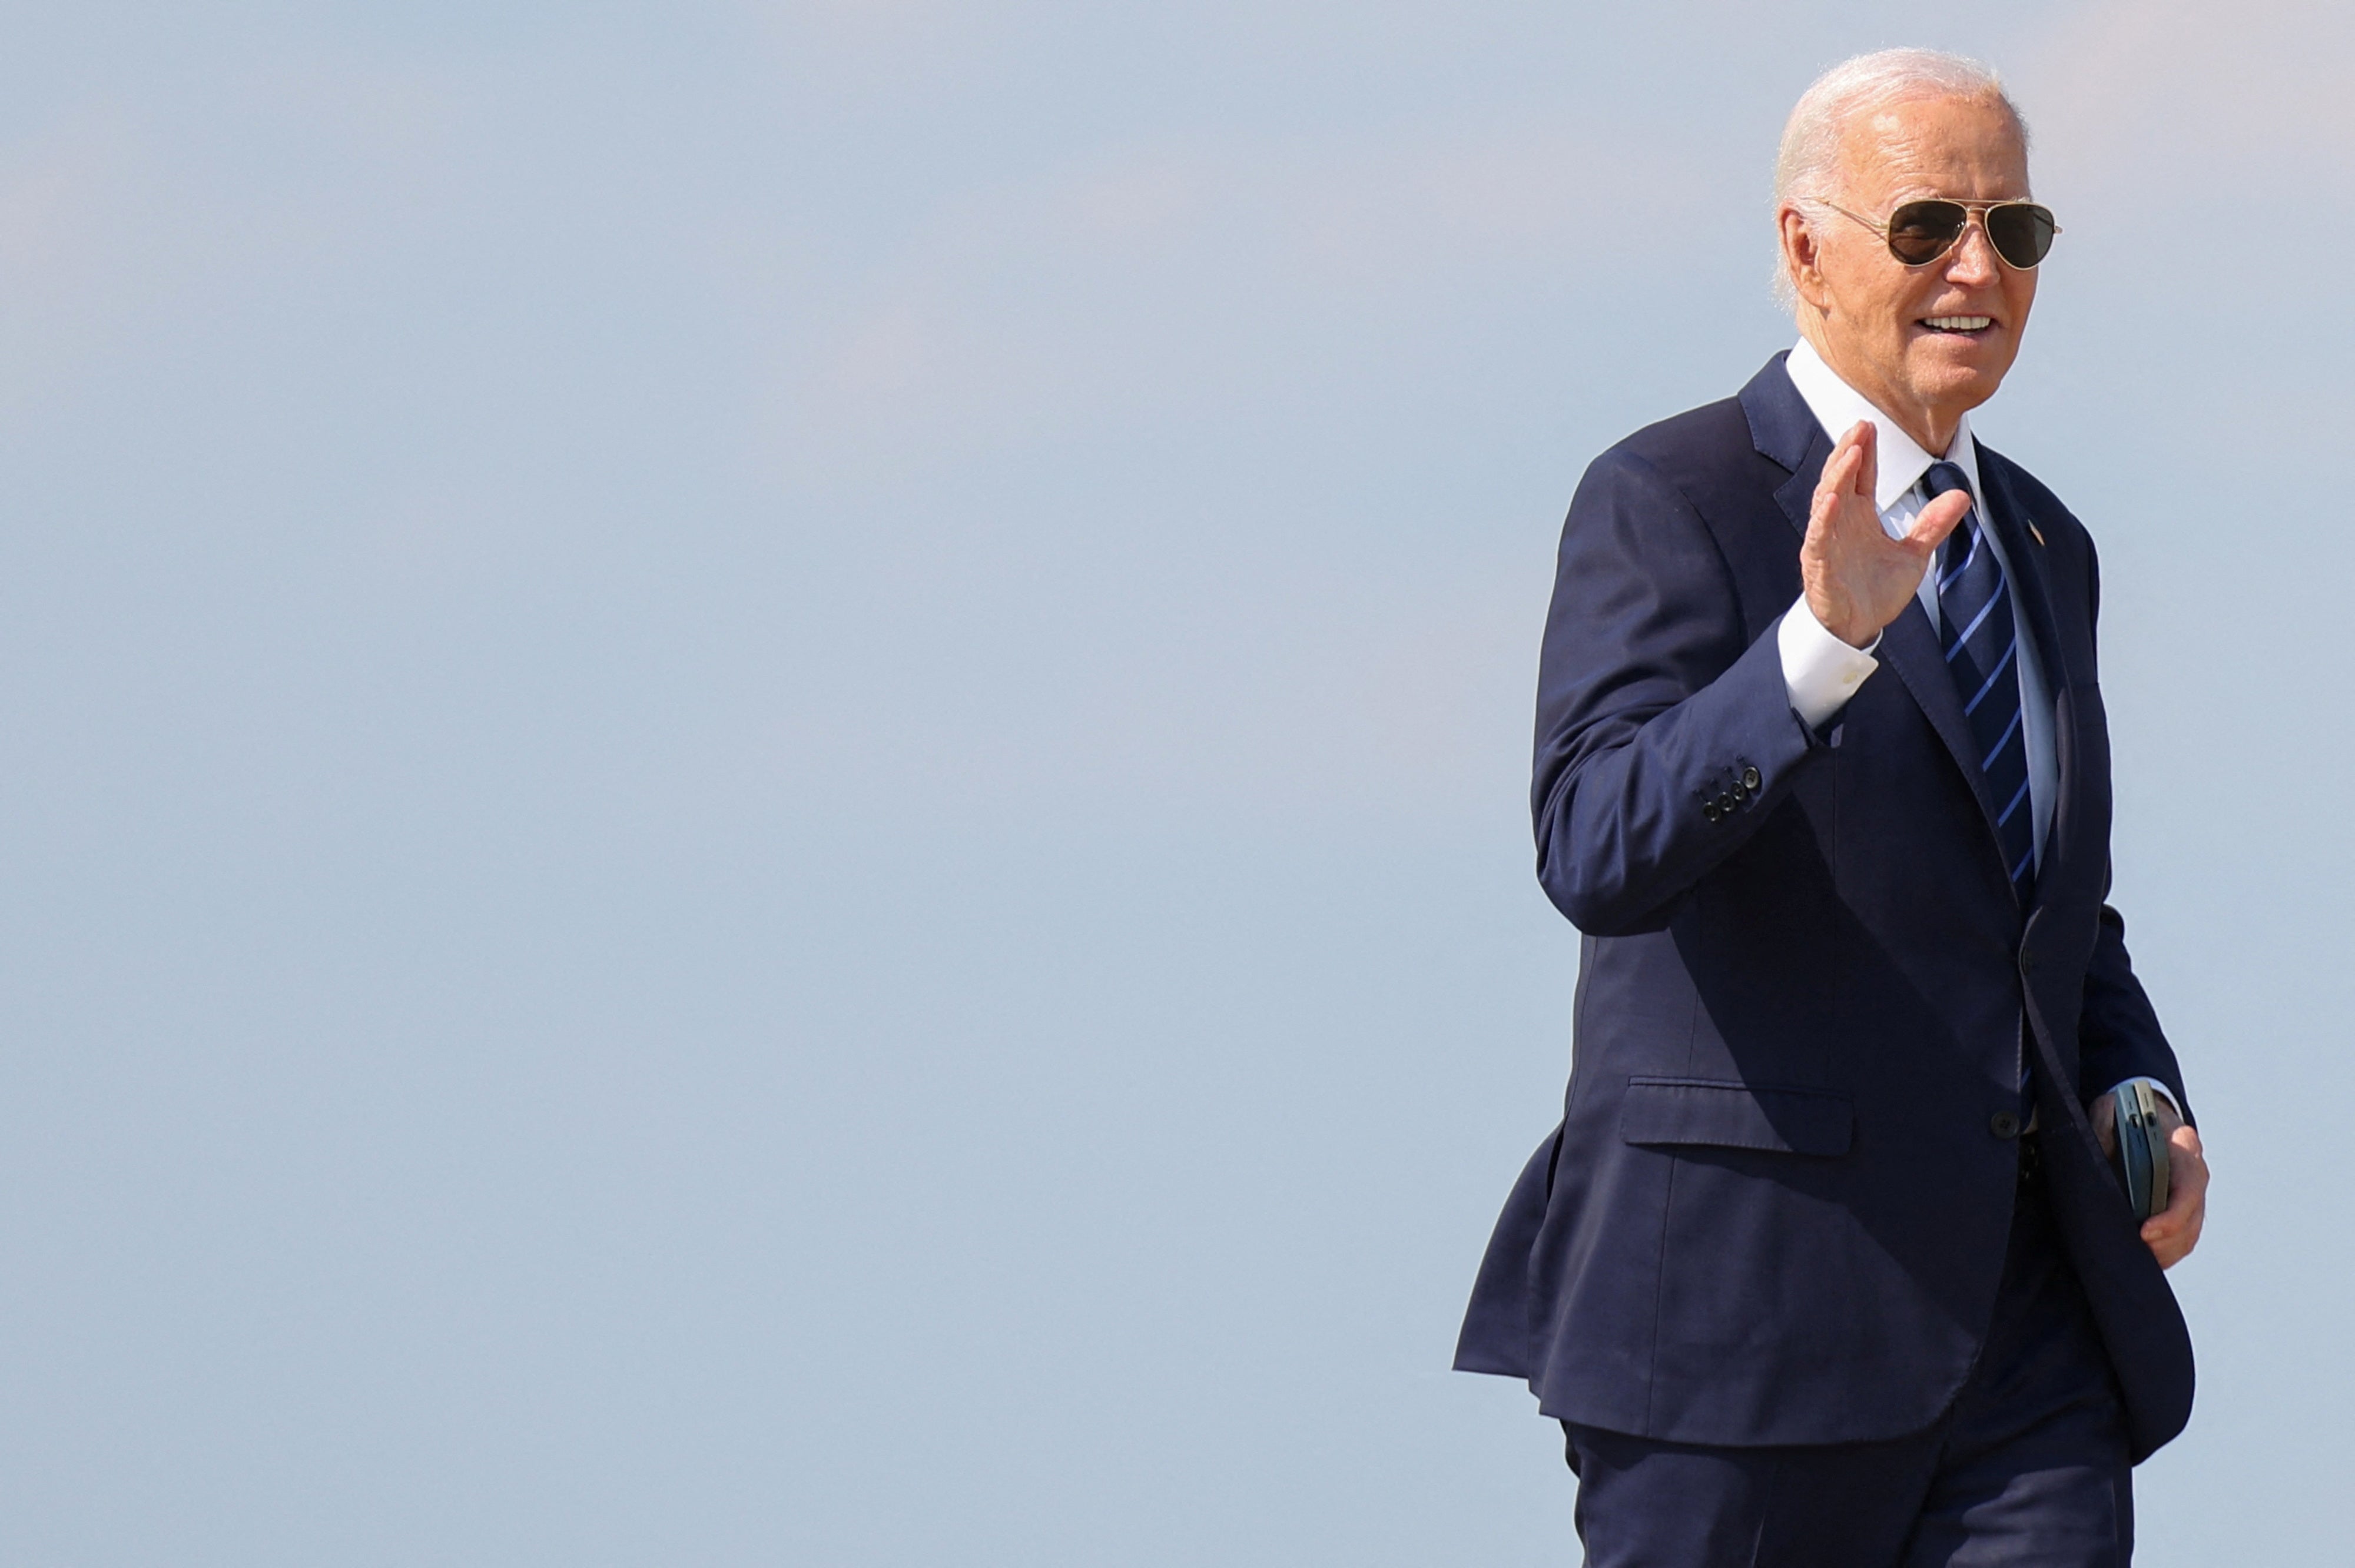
1874, 599, 2007, 840
1975, 451, 2078, 909
1974, 452, 2069, 696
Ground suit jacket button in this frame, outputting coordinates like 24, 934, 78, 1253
1718, 793, 1736, 814
1741, 766, 1761, 791
1704, 803, 1720, 822
1989, 1111, 2022, 1140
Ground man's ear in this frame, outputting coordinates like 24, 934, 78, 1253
1779, 205, 1832, 313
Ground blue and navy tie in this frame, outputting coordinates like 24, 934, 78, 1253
1926, 461, 2034, 896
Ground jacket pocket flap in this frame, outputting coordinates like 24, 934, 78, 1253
1619, 1077, 1852, 1156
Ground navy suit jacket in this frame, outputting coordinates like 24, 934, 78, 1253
1455, 354, 2194, 1462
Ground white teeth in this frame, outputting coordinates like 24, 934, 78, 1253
1925, 315, 1993, 330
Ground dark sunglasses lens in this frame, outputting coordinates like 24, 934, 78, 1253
1885, 200, 1968, 264
1986, 203, 2057, 268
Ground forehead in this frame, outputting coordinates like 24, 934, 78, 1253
1835, 92, 2029, 201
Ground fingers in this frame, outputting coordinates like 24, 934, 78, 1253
1812, 426, 1866, 521
2140, 1125, 2208, 1268
1799, 420, 1921, 649
2105, 1097, 2201, 1267
1905, 489, 1972, 554
1807, 424, 1883, 549
1829, 421, 1875, 500
2167, 1124, 2205, 1204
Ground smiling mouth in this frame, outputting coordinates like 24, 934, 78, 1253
1922, 315, 1994, 334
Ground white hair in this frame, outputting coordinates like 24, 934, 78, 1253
1770, 48, 2031, 310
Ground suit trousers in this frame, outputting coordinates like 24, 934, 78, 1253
1561, 1145, 2134, 1567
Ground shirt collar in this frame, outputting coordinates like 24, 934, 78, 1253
1783, 338, 1978, 512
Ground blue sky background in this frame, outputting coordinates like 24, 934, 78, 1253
0, 2, 2344, 1562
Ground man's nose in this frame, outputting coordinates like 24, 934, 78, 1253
1943, 217, 2002, 284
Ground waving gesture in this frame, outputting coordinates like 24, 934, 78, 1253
1802, 421, 1972, 648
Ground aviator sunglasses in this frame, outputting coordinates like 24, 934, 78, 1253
1812, 197, 2061, 270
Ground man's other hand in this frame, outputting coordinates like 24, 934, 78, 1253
1801, 420, 1971, 647
2091, 1090, 2208, 1270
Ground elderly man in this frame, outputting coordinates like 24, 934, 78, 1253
1454, 49, 2208, 1565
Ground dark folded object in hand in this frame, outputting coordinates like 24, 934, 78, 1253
2112, 1081, 2172, 1222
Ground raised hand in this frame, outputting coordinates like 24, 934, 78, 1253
1801, 421, 1972, 648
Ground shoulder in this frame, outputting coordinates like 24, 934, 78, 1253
1575, 393, 1784, 525
1602, 394, 1760, 489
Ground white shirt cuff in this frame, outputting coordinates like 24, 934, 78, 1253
1777, 596, 1880, 730
2108, 1077, 2180, 1118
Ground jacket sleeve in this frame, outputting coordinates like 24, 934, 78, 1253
2078, 888, 2191, 1119
2072, 536, 2193, 1117
1533, 446, 1827, 935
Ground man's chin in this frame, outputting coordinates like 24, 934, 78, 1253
1905, 344, 2015, 413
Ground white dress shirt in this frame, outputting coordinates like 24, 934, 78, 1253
1769, 340, 2173, 1121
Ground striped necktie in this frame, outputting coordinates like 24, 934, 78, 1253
1926, 461, 2034, 896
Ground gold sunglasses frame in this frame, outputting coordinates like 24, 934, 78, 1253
1809, 197, 2061, 270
